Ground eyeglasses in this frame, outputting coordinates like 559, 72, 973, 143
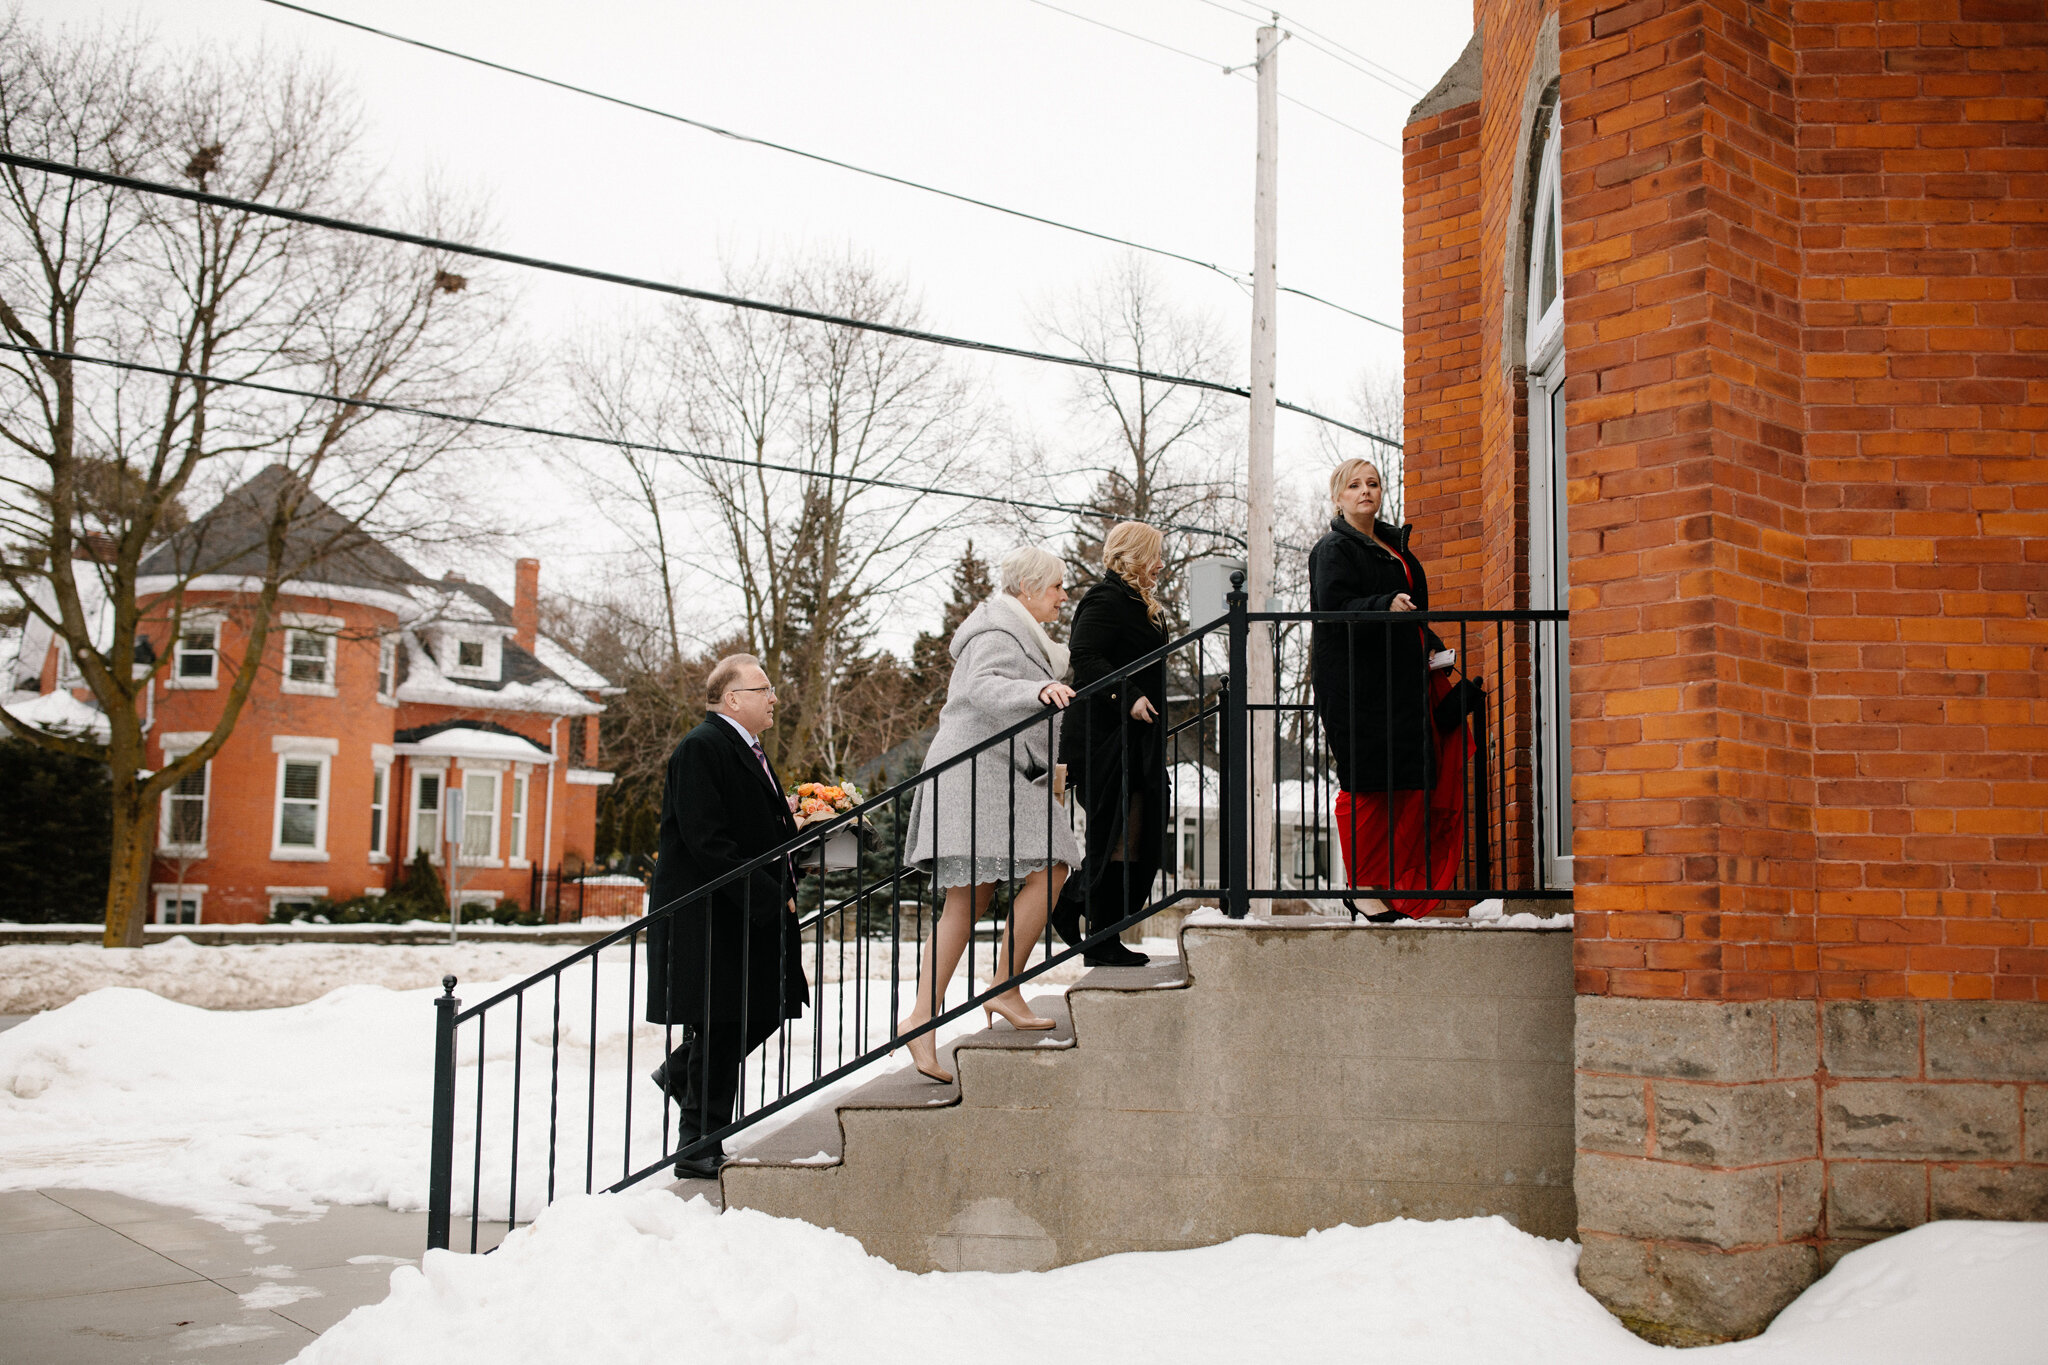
728, 684, 777, 697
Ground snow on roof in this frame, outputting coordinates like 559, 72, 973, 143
393, 726, 555, 764
395, 633, 600, 717
534, 634, 614, 693
3, 689, 110, 743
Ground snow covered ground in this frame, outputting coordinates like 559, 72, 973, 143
298, 1193, 2048, 1365
0, 938, 576, 1012
0, 939, 1114, 1226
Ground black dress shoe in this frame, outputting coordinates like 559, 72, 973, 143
673, 1151, 722, 1181
1084, 938, 1150, 968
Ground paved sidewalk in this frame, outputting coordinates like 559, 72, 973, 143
0, 1189, 507, 1364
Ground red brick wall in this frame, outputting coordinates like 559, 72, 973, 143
1423, 0, 2047, 1002
1796, 0, 2048, 1003
1404, 98, 1487, 606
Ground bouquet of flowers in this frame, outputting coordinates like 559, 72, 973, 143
790, 781, 863, 828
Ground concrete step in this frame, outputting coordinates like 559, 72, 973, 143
720, 919, 1576, 1273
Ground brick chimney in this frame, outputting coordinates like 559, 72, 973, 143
513, 558, 539, 653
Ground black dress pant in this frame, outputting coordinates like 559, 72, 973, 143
659, 1014, 777, 1155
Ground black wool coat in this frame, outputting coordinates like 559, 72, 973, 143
1309, 515, 1438, 794
643, 717, 810, 1030
1057, 573, 1170, 884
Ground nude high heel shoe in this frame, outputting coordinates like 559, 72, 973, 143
984, 994, 1056, 1031
899, 1021, 953, 1084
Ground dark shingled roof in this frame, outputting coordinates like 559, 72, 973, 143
394, 719, 537, 745
441, 573, 515, 626
138, 465, 432, 594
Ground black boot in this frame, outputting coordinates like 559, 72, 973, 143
1082, 875, 1150, 967
1049, 887, 1084, 950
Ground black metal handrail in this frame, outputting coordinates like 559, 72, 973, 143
424, 578, 1570, 1250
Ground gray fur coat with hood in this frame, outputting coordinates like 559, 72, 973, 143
906, 593, 1083, 888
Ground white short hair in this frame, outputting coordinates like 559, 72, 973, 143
1000, 545, 1065, 597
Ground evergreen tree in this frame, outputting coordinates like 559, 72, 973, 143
910, 541, 993, 710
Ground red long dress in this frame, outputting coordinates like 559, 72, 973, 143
1334, 553, 1471, 919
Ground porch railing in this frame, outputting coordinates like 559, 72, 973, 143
425, 576, 1568, 1251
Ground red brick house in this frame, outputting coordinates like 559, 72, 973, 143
1402, 0, 2046, 1339
9, 468, 618, 924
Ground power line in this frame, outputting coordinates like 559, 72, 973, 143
255, 0, 1396, 333
0, 341, 1250, 547
1185, 0, 1426, 97
0, 151, 1401, 452
1018, 0, 1401, 154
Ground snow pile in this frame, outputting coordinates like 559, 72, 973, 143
0, 939, 573, 1012
0, 960, 1013, 1226
298, 1193, 2048, 1365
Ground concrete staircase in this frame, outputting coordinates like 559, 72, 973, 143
718, 916, 1576, 1271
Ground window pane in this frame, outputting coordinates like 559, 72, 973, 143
169, 797, 205, 845
178, 627, 216, 677
174, 765, 207, 798
283, 761, 321, 801
457, 640, 484, 668
288, 633, 330, 683
280, 802, 318, 846
465, 774, 495, 813
1539, 205, 1560, 316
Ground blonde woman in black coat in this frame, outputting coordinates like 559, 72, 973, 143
1309, 459, 1465, 921
1049, 521, 1168, 967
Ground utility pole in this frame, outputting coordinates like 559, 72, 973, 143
1246, 22, 1281, 901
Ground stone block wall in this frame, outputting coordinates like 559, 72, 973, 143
1575, 995, 2048, 1340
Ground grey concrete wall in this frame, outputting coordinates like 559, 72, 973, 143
1574, 996, 2048, 1344
723, 919, 1575, 1271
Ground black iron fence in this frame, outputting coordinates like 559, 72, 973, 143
529, 865, 648, 923
425, 579, 1567, 1251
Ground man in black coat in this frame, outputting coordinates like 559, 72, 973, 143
644, 653, 809, 1178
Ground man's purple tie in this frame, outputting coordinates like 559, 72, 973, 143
750, 737, 775, 786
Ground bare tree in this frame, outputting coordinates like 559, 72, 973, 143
0, 19, 518, 945
1026, 256, 1242, 628
1309, 366, 1405, 523
565, 254, 983, 777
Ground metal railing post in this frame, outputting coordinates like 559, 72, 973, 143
427, 974, 459, 1252
1224, 571, 1250, 919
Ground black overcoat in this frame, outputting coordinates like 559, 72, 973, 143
1309, 515, 1437, 794
643, 717, 809, 1029
1057, 573, 1169, 884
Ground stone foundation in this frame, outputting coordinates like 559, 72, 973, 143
1575, 996, 2048, 1341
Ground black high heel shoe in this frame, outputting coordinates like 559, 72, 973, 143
1345, 898, 1405, 924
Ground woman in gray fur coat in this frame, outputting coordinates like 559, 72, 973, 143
900, 545, 1081, 1082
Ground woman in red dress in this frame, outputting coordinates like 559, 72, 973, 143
1308, 459, 1469, 919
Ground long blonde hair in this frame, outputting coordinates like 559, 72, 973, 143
1100, 520, 1166, 628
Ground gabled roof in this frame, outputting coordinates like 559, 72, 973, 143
137, 465, 432, 595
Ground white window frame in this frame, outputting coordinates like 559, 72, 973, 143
1526, 113, 1573, 891
281, 613, 342, 696
369, 760, 391, 863
157, 747, 210, 857
409, 763, 447, 864
169, 614, 223, 690
375, 636, 398, 704
266, 886, 329, 920
508, 768, 530, 868
436, 628, 502, 682
152, 885, 205, 925
460, 768, 502, 866
270, 739, 335, 861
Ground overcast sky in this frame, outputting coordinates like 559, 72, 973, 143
31, 0, 1473, 637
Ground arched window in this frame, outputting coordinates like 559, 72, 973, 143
1525, 110, 1571, 890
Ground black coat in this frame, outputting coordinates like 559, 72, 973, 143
643, 717, 809, 1029
1309, 516, 1438, 794
1058, 573, 1169, 883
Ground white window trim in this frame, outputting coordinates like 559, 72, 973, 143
281, 613, 342, 697
458, 769, 502, 867
1525, 119, 1565, 374
409, 762, 448, 864
157, 747, 211, 858
369, 760, 392, 865
436, 627, 503, 682
152, 885, 206, 925
267, 887, 329, 919
508, 768, 530, 869
375, 636, 399, 706
271, 751, 332, 862
168, 612, 225, 691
